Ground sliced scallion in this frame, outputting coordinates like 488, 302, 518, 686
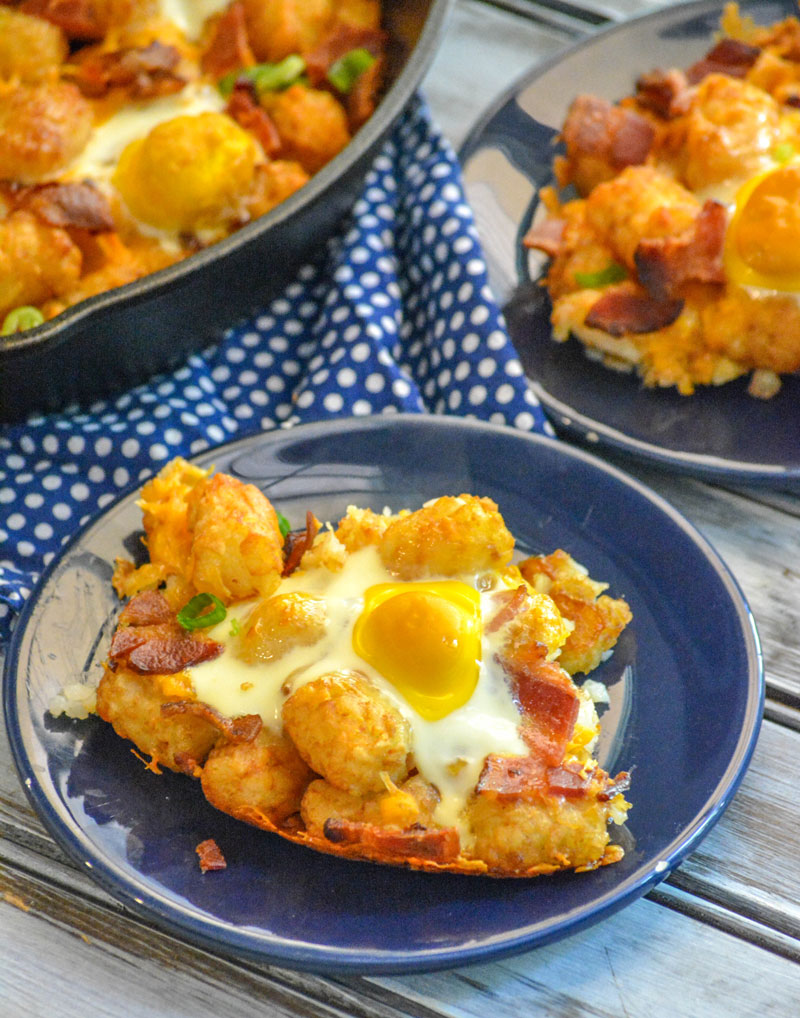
326, 48, 376, 94
1, 305, 45, 336
276, 511, 291, 539
177, 592, 227, 631
218, 55, 306, 97
574, 263, 627, 288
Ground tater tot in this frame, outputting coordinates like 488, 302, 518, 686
0, 82, 93, 182
113, 112, 260, 232
246, 159, 310, 220
187, 473, 285, 604
201, 727, 313, 824
96, 666, 219, 773
238, 592, 328, 665
282, 671, 411, 796
379, 495, 514, 579
261, 83, 351, 174
0, 211, 82, 318
240, 0, 333, 62
0, 9, 67, 81
466, 793, 613, 873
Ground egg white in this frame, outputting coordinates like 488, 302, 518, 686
190, 544, 529, 837
157, 0, 230, 40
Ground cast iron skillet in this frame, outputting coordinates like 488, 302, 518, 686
0, 0, 452, 422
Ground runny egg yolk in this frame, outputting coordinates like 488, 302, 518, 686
725, 161, 800, 290
352, 581, 481, 721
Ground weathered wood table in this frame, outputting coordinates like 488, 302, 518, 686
3, 2, 799, 1014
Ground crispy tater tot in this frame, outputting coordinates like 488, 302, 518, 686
0, 81, 92, 182
282, 671, 411, 796
0, 211, 82, 319
238, 592, 328, 664
0, 9, 68, 82
466, 792, 614, 873
96, 666, 219, 774
379, 495, 514, 579
239, 0, 333, 62
201, 727, 313, 824
261, 83, 351, 174
187, 472, 285, 604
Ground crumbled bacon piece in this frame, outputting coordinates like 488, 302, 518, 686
282, 511, 321, 577
635, 68, 691, 119
585, 287, 684, 335
72, 41, 184, 99
196, 838, 227, 873
635, 200, 727, 299
201, 2, 255, 78
20, 0, 104, 39
322, 818, 460, 862
346, 55, 384, 130
563, 95, 655, 170
303, 24, 387, 86
16, 182, 114, 233
523, 217, 567, 257
226, 84, 281, 156
118, 590, 173, 627
110, 621, 222, 673
686, 37, 761, 84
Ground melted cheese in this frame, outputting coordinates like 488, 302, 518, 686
190, 545, 529, 837
157, 0, 230, 39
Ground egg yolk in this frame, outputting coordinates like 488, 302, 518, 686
725, 162, 800, 290
352, 581, 481, 721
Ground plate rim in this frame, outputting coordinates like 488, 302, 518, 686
2, 414, 765, 973
458, 0, 800, 487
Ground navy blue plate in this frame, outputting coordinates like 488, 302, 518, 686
3, 416, 763, 973
460, 0, 800, 487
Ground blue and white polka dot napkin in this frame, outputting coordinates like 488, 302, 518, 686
0, 94, 552, 644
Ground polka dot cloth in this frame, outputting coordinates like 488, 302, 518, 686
0, 94, 552, 645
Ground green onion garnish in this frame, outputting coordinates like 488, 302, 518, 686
772, 142, 795, 164
1, 305, 45, 336
574, 263, 627, 288
276, 511, 291, 539
177, 593, 227, 630
218, 55, 306, 97
326, 48, 376, 94
229, 617, 242, 637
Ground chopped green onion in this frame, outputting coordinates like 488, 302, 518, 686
772, 142, 795, 164
276, 511, 291, 539
229, 617, 242, 637
326, 48, 376, 94
1, 305, 44, 336
574, 263, 627, 288
218, 55, 306, 97
177, 592, 227, 631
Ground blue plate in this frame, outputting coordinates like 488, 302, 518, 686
460, 0, 800, 486
3, 416, 763, 973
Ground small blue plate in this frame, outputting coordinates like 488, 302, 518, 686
3, 416, 763, 973
460, 0, 800, 486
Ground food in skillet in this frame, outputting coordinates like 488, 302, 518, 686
0, 0, 385, 333
66, 457, 633, 878
526, 2, 800, 397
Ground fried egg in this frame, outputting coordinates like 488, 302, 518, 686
188, 544, 533, 833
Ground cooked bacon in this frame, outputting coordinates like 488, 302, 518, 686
304, 24, 387, 86
196, 838, 227, 872
477, 755, 593, 800
161, 701, 262, 742
16, 182, 114, 233
635, 68, 691, 119
72, 42, 184, 99
563, 95, 655, 170
201, 2, 255, 78
635, 200, 727, 299
597, 770, 632, 802
686, 38, 761, 84
322, 818, 460, 862
19, 0, 105, 40
498, 642, 580, 766
110, 621, 222, 673
585, 288, 684, 335
226, 84, 281, 156
485, 585, 529, 635
346, 54, 384, 130
523, 217, 567, 257
282, 511, 321, 577
118, 589, 173, 627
